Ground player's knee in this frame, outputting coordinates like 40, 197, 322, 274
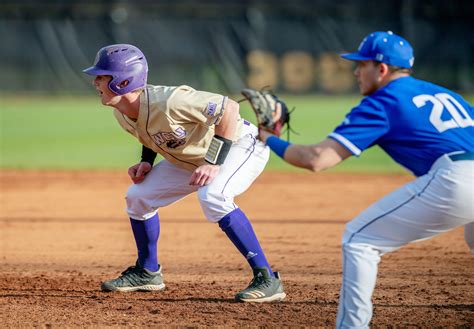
342, 241, 357, 254
125, 184, 154, 220
197, 186, 232, 223
341, 227, 354, 245
126, 184, 144, 205
341, 240, 384, 267
342, 242, 371, 259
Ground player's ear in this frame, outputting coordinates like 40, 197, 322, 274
118, 80, 130, 89
379, 63, 390, 76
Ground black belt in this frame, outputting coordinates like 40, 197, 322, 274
449, 152, 474, 161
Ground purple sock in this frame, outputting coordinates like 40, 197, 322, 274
218, 208, 274, 277
130, 214, 160, 272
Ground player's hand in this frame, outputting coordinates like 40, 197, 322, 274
128, 162, 152, 184
189, 164, 220, 186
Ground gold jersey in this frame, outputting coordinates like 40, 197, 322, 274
113, 85, 244, 171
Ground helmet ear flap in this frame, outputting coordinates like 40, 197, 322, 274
109, 77, 132, 94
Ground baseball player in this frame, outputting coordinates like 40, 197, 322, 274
82, 44, 286, 302
256, 31, 474, 327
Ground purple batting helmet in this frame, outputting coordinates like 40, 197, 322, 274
83, 44, 148, 95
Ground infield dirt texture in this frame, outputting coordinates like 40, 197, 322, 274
1, 170, 473, 327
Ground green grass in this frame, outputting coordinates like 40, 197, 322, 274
0, 96, 139, 169
1, 93, 472, 172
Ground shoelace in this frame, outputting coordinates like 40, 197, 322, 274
116, 266, 142, 285
120, 266, 137, 276
248, 275, 272, 289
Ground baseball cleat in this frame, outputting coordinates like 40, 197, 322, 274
235, 267, 286, 303
101, 263, 165, 292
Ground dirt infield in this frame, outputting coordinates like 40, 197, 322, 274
1, 169, 473, 327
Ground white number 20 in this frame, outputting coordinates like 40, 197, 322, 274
413, 93, 474, 133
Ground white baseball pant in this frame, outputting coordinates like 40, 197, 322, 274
336, 152, 474, 329
125, 122, 270, 222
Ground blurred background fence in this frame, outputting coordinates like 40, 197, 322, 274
1, 0, 473, 95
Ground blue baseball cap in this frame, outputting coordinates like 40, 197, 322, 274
341, 31, 415, 68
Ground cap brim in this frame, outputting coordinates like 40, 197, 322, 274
340, 52, 374, 62
82, 66, 112, 76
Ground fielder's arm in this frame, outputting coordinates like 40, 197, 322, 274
260, 130, 352, 172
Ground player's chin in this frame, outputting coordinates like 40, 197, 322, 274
101, 96, 114, 106
360, 85, 374, 96
97, 93, 106, 103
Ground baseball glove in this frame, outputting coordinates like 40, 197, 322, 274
241, 88, 292, 139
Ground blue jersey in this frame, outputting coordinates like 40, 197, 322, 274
329, 76, 474, 176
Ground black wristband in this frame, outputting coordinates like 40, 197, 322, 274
141, 145, 157, 166
204, 135, 232, 165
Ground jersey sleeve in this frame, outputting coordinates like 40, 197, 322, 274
168, 86, 228, 126
328, 97, 390, 156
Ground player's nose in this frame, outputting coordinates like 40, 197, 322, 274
92, 76, 100, 87
353, 66, 360, 77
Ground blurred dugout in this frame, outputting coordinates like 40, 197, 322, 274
0, 0, 473, 94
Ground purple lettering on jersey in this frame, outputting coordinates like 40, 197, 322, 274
174, 127, 186, 138
152, 127, 187, 148
206, 102, 217, 116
